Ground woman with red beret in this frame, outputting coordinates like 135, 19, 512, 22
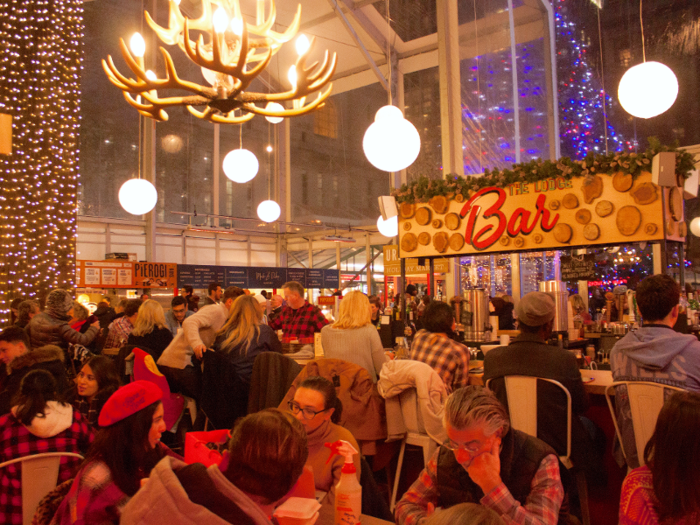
51, 380, 178, 525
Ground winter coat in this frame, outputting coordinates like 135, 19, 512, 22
0, 345, 70, 415
378, 359, 448, 445
0, 402, 93, 524
27, 312, 99, 351
120, 457, 274, 525
610, 324, 700, 468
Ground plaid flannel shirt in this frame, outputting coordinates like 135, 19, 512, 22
395, 449, 563, 525
409, 330, 470, 393
0, 410, 94, 525
103, 316, 133, 349
268, 302, 329, 342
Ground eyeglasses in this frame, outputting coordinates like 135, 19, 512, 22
287, 401, 329, 420
442, 439, 482, 454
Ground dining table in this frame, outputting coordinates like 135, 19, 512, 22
316, 501, 394, 525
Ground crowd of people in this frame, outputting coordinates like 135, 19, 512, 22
0, 274, 697, 524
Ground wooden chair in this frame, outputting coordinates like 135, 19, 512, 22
486, 376, 590, 525
605, 381, 685, 468
0, 452, 83, 525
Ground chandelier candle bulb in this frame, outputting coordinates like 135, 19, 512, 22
231, 18, 243, 36
295, 34, 310, 56
130, 32, 145, 58
213, 7, 228, 33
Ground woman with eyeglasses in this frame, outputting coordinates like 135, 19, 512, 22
287, 376, 361, 503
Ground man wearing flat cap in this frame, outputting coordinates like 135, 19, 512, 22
483, 292, 604, 485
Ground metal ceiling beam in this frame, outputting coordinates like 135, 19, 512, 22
325, 0, 389, 90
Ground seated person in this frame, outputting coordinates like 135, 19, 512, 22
51, 381, 177, 525
268, 281, 328, 343
619, 391, 700, 525
157, 286, 244, 400
0, 370, 94, 525
610, 274, 700, 468
67, 355, 120, 428
127, 300, 174, 362
287, 376, 361, 503
120, 409, 308, 524
0, 326, 69, 415
321, 291, 387, 382
409, 301, 470, 393
395, 386, 564, 525
212, 295, 281, 385
164, 296, 192, 336
484, 292, 603, 481
425, 502, 505, 525
103, 299, 141, 349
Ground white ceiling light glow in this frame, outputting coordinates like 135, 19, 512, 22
377, 215, 398, 237
223, 148, 259, 183
363, 105, 420, 172
618, 61, 678, 119
257, 200, 281, 222
690, 217, 700, 237
119, 179, 158, 215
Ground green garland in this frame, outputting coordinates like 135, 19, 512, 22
393, 138, 697, 204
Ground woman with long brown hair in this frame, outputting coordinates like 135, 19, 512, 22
212, 295, 282, 385
619, 391, 700, 524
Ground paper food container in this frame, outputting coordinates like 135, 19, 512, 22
273, 497, 321, 525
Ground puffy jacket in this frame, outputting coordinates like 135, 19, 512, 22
27, 312, 99, 350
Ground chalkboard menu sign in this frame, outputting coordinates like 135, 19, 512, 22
177, 264, 341, 289
561, 254, 596, 282
177, 265, 226, 289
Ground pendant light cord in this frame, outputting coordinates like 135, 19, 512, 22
640, 0, 646, 62
474, 0, 482, 174
239, 122, 243, 149
386, 0, 392, 105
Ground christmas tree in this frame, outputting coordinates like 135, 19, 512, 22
555, 0, 633, 159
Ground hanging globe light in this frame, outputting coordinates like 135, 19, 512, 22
376, 215, 398, 237
618, 61, 678, 119
363, 105, 420, 172
690, 217, 700, 237
119, 179, 158, 215
223, 148, 259, 183
264, 102, 285, 124
257, 200, 281, 222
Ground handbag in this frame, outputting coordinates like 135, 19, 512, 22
184, 429, 230, 467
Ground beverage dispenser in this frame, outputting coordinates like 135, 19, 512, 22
539, 280, 569, 333
461, 288, 490, 340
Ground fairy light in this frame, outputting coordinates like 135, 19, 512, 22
0, 0, 82, 319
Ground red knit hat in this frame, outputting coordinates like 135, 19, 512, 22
98, 380, 163, 427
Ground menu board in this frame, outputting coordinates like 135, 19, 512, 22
177, 264, 226, 289
561, 254, 596, 282
77, 260, 135, 289
225, 267, 248, 287
286, 268, 307, 288
322, 269, 339, 288
247, 267, 287, 288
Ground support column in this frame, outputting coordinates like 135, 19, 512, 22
653, 243, 665, 275
445, 257, 461, 302
538, 0, 560, 160
511, 253, 521, 305
143, 118, 156, 262
436, 0, 464, 177
507, 0, 521, 164
283, 119, 292, 222
366, 235, 372, 295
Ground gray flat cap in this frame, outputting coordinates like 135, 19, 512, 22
515, 292, 555, 327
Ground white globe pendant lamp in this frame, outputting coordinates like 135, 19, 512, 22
376, 215, 398, 237
363, 105, 420, 172
119, 178, 158, 215
690, 217, 700, 237
257, 200, 281, 222
223, 148, 259, 183
618, 61, 678, 119
264, 102, 284, 124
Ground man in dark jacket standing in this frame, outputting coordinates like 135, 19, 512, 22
27, 289, 99, 350
484, 292, 603, 483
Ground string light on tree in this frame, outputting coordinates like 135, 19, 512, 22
0, 0, 82, 319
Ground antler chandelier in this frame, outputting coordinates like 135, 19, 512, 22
103, 0, 337, 124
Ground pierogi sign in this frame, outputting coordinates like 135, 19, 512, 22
397, 172, 669, 257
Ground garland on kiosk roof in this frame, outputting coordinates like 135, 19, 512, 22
393, 138, 696, 204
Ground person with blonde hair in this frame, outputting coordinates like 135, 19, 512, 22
320, 291, 387, 382
212, 294, 282, 385
128, 299, 173, 361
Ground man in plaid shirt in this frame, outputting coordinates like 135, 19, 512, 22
409, 301, 470, 393
103, 299, 141, 349
268, 281, 328, 343
395, 386, 565, 525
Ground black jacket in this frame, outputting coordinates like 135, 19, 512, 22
0, 345, 69, 415
128, 327, 174, 362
